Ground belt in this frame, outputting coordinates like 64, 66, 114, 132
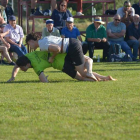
61, 39, 64, 53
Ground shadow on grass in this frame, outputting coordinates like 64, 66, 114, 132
1, 79, 78, 84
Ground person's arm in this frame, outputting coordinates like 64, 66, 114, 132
18, 37, 23, 47
77, 35, 82, 42
42, 28, 46, 38
129, 36, 137, 40
113, 30, 126, 37
0, 36, 10, 49
7, 65, 20, 82
39, 72, 49, 83
0, 30, 9, 37
48, 44, 61, 63
87, 38, 101, 42
5, 36, 19, 46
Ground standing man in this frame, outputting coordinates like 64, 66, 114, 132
125, 14, 140, 59
3, 15, 28, 58
107, 14, 136, 61
86, 16, 110, 61
117, 1, 135, 27
42, 19, 60, 38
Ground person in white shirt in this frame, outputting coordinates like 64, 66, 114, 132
26, 32, 98, 81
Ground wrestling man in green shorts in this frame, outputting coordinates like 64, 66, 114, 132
7, 51, 116, 83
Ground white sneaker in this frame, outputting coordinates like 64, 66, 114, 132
76, 12, 84, 16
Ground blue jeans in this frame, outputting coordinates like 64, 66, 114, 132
9, 43, 28, 57
108, 40, 134, 59
126, 40, 139, 59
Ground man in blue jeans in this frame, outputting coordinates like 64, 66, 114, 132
107, 14, 137, 61
125, 14, 140, 59
3, 15, 28, 58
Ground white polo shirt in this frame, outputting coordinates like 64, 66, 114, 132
38, 36, 69, 53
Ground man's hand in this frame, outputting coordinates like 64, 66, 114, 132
48, 57, 54, 63
95, 38, 101, 42
7, 77, 15, 83
18, 43, 22, 47
102, 38, 107, 42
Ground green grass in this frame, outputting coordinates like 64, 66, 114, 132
0, 60, 140, 140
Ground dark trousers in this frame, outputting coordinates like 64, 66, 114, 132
88, 41, 110, 60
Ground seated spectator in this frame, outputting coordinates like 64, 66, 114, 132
107, 14, 136, 61
125, 14, 140, 59
86, 16, 110, 61
51, 0, 72, 33
42, 19, 60, 37
66, 0, 84, 16
61, 17, 82, 41
117, 1, 135, 27
0, 24, 15, 65
3, 15, 28, 58
132, 0, 140, 16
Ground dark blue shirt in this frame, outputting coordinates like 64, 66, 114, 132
132, 3, 140, 16
125, 23, 140, 40
51, 9, 72, 27
61, 26, 80, 38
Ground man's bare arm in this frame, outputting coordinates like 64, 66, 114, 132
39, 72, 49, 83
7, 65, 20, 82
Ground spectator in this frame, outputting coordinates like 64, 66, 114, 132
117, 1, 135, 27
42, 19, 60, 37
61, 17, 82, 42
132, 0, 140, 16
3, 15, 28, 58
5, 3, 14, 23
86, 16, 110, 61
66, 0, 84, 16
107, 14, 136, 61
0, 24, 15, 65
125, 14, 140, 59
51, 0, 72, 33
30, 0, 57, 15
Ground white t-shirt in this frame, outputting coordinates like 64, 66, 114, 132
38, 36, 69, 53
117, 7, 135, 18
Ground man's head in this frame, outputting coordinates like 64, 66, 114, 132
46, 19, 54, 32
26, 32, 40, 49
16, 55, 31, 72
8, 15, 16, 27
123, 1, 131, 11
66, 17, 74, 30
94, 17, 105, 29
113, 14, 121, 26
133, 14, 140, 25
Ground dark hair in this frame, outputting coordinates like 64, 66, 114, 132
57, 0, 68, 11
16, 55, 31, 67
124, 1, 130, 5
26, 32, 40, 44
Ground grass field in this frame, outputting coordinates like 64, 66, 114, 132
0, 55, 140, 140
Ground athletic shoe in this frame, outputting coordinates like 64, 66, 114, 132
76, 12, 84, 16
1, 60, 9, 65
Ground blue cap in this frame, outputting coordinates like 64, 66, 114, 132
46, 19, 54, 24
9, 15, 16, 21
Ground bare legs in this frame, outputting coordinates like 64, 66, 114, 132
0, 46, 13, 63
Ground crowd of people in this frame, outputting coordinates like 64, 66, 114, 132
1, 0, 140, 82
